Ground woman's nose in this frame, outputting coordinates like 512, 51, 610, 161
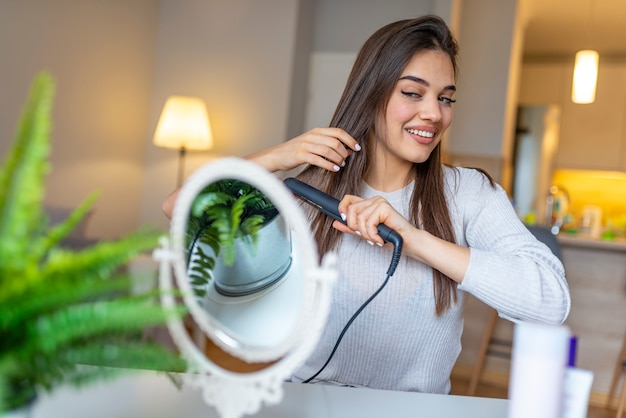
418, 97, 442, 122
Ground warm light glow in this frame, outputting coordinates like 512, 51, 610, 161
153, 96, 213, 150
571, 50, 599, 104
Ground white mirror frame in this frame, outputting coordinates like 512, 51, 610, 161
154, 157, 337, 418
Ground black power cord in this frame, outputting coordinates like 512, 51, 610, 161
302, 268, 394, 383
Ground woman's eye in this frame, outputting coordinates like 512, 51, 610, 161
401, 90, 422, 99
438, 96, 457, 104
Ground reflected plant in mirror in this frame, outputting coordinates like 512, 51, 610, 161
185, 179, 292, 298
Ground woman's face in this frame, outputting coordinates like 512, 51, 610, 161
375, 49, 456, 169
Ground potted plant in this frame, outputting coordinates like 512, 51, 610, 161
185, 179, 292, 297
0, 72, 186, 415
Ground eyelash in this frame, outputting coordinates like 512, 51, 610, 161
401, 91, 457, 104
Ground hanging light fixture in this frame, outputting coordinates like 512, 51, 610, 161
571, 0, 598, 104
571, 50, 599, 104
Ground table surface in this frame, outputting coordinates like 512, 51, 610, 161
31, 370, 509, 418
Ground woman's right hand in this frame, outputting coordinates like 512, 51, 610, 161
245, 127, 361, 173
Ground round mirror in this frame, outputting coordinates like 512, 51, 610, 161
155, 157, 337, 418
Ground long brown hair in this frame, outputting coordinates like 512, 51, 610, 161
298, 15, 460, 315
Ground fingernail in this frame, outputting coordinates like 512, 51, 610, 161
376, 242, 383, 247
367, 240, 374, 246
341, 160, 346, 167
355, 143, 362, 151
333, 165, 341, 172
340, 212, 347, 222
355, 231, 361, 236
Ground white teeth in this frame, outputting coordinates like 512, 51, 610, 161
407, 129, 434, 138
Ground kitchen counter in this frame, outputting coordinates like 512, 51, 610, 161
557, 233, 626, 252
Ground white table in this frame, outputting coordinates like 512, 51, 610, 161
32, 371, 509, 418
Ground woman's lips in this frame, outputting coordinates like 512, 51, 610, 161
406, 128, 436, 145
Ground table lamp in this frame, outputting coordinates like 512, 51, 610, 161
153, 96, 214, 186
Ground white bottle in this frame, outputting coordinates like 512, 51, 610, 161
508, 321, 571, 418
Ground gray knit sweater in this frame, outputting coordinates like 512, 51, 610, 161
291, 166, 571, 394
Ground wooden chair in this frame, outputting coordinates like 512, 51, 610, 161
466, 226, 562, 396
466, 308, 511, 395
607, 332, 626, 418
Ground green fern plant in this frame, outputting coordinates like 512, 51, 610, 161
185, 180, 278, 296
0, 72, 186, 413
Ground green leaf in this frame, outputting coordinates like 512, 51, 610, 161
0, 72, 54, 275
22, 297, 184, 356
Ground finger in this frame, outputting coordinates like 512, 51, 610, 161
332, 220, 354, 235
363, 197, 388, 244
319, 127, 362, 153
290, 133, 351, 171
337, 195, 362, 222
299, 152, 343, 172
304, 141, 350, 168
343, 196, 388, 245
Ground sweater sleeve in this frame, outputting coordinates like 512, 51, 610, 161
453, 169, 571, 324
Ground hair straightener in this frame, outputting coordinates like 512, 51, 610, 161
283, 177, 402, 277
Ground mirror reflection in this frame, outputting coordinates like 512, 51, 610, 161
182, 179, 303, 353
186, 179, 292, 298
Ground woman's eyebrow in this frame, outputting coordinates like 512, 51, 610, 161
399, 75, 456, 92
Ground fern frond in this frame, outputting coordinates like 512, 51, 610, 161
36, 191, 100, 257
42, 230, 160, 281
0, 275, 132, 334
21, 297, 185, 356
0, 230, 159, 306
0, 72, 54, 274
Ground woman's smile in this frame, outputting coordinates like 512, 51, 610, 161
406, 127, 437, 145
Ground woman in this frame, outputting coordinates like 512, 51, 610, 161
165, 15, 570, 394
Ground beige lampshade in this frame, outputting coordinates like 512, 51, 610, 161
153, 96, 213, 150
571, 50, 599, 104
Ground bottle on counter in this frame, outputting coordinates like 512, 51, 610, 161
579, 205, 603, 238
545, 185, 570, 235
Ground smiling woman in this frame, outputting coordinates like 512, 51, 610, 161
242, 15, 570, 394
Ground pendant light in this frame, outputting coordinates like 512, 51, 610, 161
571, 50, 599, 104
571, 0, 598, 104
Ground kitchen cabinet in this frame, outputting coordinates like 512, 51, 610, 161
518, 62, 626, 171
